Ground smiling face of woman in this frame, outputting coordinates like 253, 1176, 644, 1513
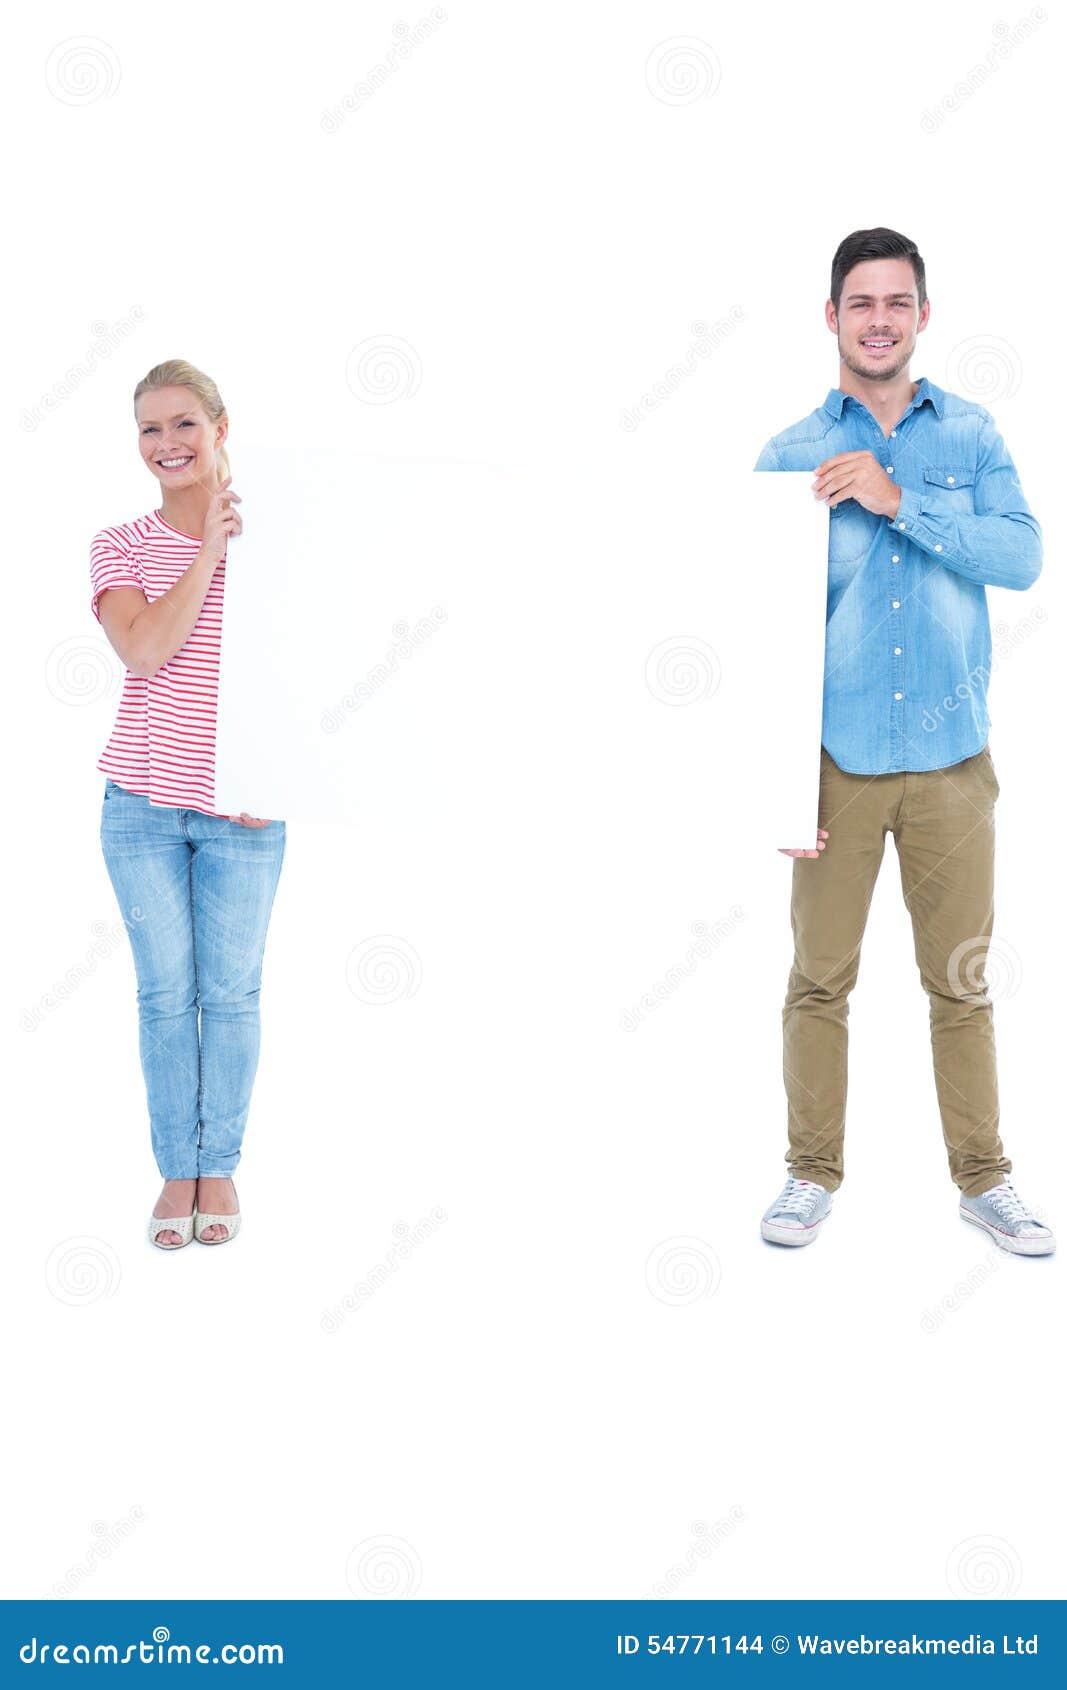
136, 385, 227, 488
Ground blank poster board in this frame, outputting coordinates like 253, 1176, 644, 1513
212, 453, 828, 843
213, 448, 501, 824
748, 472, 828, 849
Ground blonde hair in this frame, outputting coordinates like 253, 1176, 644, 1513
133, 359, 230, 485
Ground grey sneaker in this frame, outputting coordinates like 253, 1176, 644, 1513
761, 1176, 832, 1247
959, 1181, 1055, 1256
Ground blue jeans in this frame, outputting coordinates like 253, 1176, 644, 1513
99, 778, 286, 1180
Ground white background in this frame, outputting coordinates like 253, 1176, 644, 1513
3, 0, 1062, 1604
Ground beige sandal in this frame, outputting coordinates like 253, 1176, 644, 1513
194, 1180, 241, 1245
148, 1210, 196, 1250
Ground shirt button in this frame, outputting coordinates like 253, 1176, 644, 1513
946, 475, 955, 484
894, 646, 902, 655
890, 430, 897, 438
891, 554, 900, 563
886, 466, 894, 474
894, 691, 903, 700
934, 544, 943, 552
892, 600, 900, 609
897, 521, 906, 529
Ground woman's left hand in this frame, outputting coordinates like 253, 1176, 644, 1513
227, 812, 273, 827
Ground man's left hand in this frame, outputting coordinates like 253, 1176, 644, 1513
812, 450, 902, 519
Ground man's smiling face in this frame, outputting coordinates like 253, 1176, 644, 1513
828, 256, 930, 382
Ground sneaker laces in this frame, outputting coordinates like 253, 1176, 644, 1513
985, 1182, 1032, 1224
776, 1177, 822, 1216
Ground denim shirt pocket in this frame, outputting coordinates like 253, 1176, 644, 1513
922, 466, 976, 512
828, 501, 877, 567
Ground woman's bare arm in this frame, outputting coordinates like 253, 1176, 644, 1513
96, 480, 241, 678
97, 556, 218, 678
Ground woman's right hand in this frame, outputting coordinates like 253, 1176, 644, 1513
199, 476, 243, 566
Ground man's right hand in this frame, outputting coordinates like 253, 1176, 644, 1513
779, 828, 829, 859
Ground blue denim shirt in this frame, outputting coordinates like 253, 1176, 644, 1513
755, 377, 1041, 773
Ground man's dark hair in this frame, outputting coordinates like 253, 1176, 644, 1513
830, 227, 927, 315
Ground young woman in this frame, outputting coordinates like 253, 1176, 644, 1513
92, 358, 286, 1250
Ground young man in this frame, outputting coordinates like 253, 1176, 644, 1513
754, 226, 1053, 1256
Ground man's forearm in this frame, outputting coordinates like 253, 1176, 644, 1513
888, 485, 1041, 590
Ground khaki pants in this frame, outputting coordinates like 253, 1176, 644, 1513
783, 744, 1009, 1198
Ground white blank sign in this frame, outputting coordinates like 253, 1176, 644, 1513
213, 447, 501, 824
211, 451, 828, 846
742, 472, 828, 849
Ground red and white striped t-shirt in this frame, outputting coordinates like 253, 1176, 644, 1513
90, 510, 227, 815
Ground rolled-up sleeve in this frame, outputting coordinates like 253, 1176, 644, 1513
90, 531, 143, 622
